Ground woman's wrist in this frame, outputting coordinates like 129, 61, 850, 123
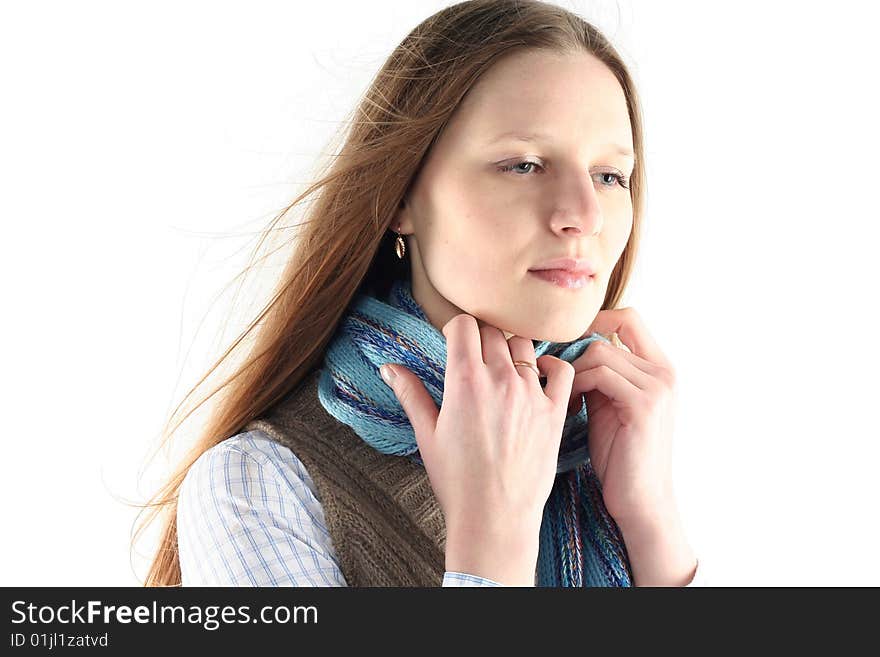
445, 523, 540, 586
616, 508, 697, 587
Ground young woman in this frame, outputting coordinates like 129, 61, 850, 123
136, 0, 708, 587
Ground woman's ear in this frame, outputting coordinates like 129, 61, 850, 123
392, 198, 413, 234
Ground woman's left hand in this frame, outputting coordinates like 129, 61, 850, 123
567, 307, 678, 527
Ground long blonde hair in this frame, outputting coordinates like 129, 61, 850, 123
134, 0, 647, 586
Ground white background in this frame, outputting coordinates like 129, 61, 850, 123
2, 0, 878, 586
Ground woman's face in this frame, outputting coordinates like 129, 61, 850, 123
395, 48, 635, 343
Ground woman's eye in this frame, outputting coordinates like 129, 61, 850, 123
498, 161, 630, 190
498, 160, 541, 175
595, 172, 630, 189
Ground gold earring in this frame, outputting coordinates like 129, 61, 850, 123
394, 227, 406, 259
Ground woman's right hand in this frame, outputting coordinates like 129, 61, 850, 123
379, 313, 575, 586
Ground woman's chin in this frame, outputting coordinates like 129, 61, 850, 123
514, 323, 592, 345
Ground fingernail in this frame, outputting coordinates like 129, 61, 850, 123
380, 364, 396, 385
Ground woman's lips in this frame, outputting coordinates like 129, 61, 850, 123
528, 269, 595, 289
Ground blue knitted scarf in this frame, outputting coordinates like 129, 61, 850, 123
317, 277, 634, 587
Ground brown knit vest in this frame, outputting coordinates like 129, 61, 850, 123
243, 367, 447, 587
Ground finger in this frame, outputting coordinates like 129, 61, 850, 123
476, 321, 513, 370
381, 364, 440, 452
535, 355, 575, 408
506, 335, 540, 381
565, 340, 658, 412
442, 314, 483, 372
573, 365, 645, 424
582, 340, 655, 390
583, 307, 673, 370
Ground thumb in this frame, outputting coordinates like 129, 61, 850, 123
380, 364, 439, 451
